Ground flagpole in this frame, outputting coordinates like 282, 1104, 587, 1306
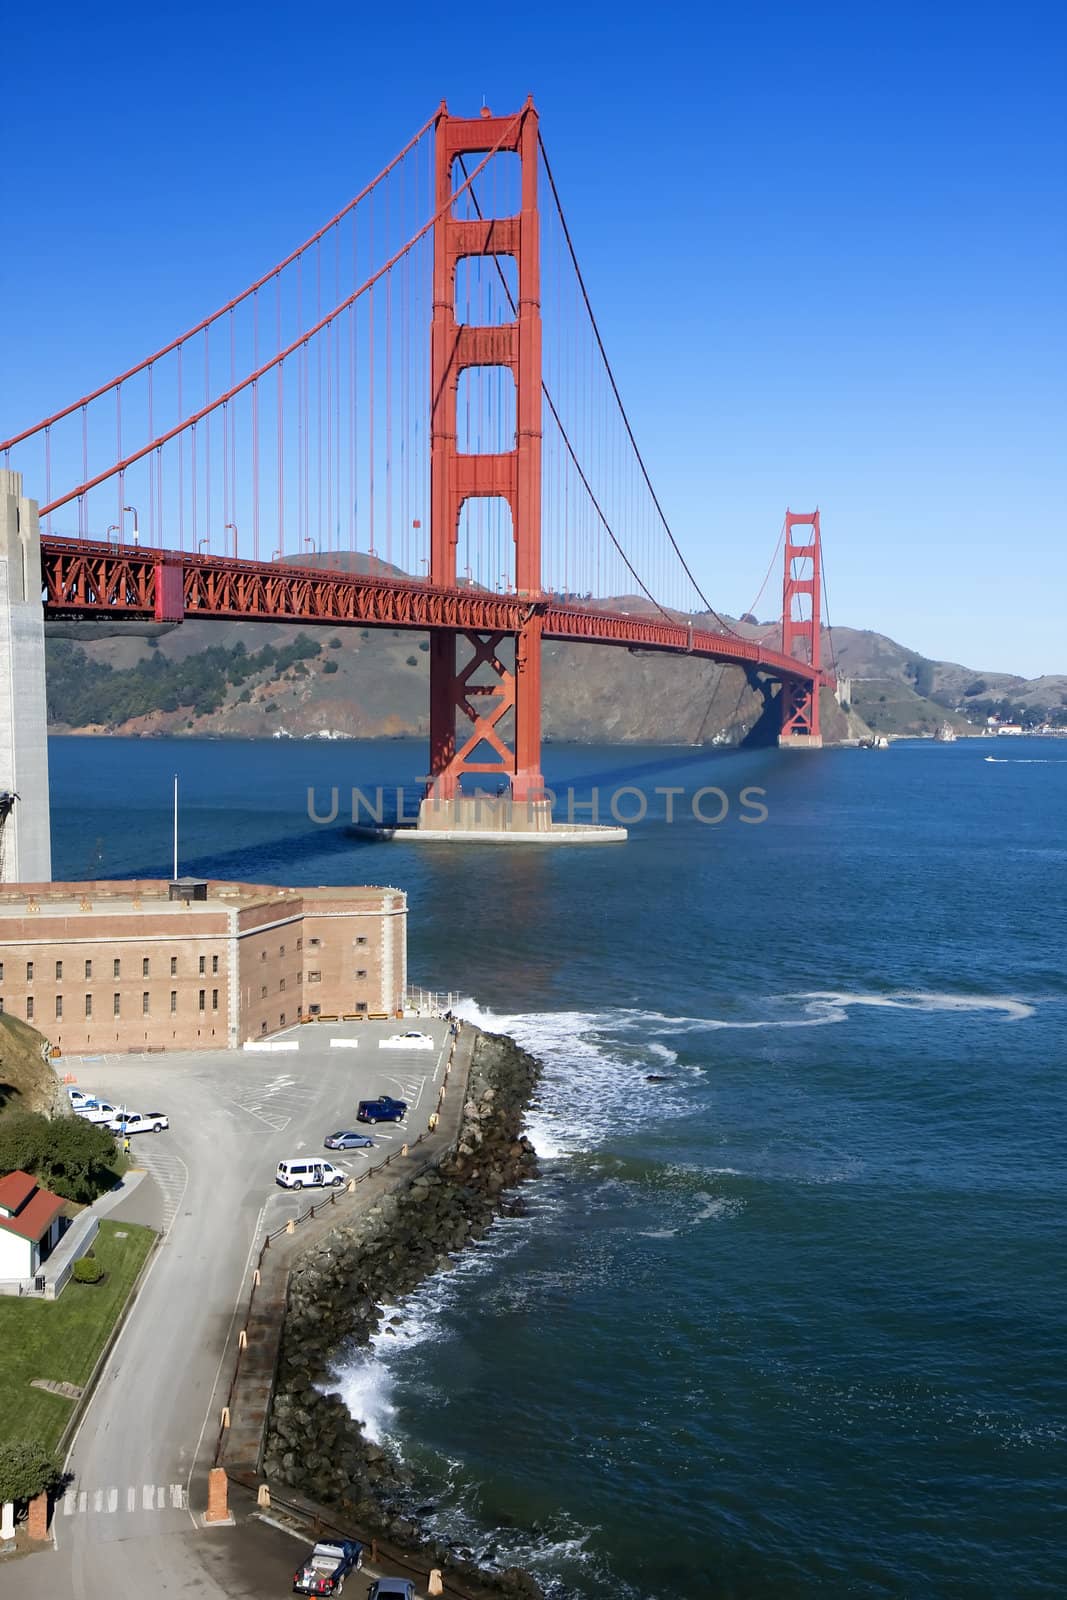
173, 774, 179, 881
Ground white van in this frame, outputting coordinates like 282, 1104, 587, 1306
276, 1158, 346, 1191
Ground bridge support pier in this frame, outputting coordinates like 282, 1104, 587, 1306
0, 471, 52, 881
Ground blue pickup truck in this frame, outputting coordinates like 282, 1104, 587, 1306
292, 1538, 362, 1595
356, 1095, 408, 1124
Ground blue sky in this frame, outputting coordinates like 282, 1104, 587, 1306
3, 0, 1065, 676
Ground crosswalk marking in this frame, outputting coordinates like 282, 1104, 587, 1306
63, 1482, 186, 1516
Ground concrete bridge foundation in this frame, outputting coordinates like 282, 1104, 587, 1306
0, 471, 52, 882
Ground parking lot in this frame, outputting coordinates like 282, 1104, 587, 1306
63, 1016, 451, 1235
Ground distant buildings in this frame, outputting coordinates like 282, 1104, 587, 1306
0, 879, 407, 1053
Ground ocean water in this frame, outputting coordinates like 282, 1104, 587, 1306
50, 734, 1067, 1597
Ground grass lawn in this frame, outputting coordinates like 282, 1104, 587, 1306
0, 1220, 155, 1453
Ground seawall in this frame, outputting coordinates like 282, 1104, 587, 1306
261, 1027, 543, 1596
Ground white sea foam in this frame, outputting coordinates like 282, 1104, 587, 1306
333, 1201, 550, 1445
622, 990, 1036, 1032
455, 999, 697, 1157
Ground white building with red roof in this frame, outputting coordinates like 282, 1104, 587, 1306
0, 1170, 66, 1282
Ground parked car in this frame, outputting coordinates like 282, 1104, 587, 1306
356, 1096, 408, 1124
367, 1582, 416, 1600
66, 1087, 97, 1110
323, 1130, 375, 1151
76, 1101, 119, 1125
276, 1159, 346, 1190
379, 1031, 433, 1051
292, 1537, 362, 1595
107, 1110, 169, 1135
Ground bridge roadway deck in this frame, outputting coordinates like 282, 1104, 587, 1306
0, 1017, 453, 1600
39, 536, 823, 688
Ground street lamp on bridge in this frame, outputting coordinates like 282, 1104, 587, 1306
122, 504, 139, 544
225, 522, 238, 559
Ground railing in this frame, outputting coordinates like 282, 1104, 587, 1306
212, 1024, 462, 1468
405, 987, 460, 1016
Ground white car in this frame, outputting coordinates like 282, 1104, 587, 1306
66, 1087, 97, 1110
77, 1101, 119, 1125
107, 1110, 169, 1135
379, 1030, 434, 1051
276, 1158, 345, 1190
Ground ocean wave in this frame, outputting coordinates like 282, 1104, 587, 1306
332, 1197, 554, 1445
455, 1000, 699, 1158
618, 990, 1036, 1031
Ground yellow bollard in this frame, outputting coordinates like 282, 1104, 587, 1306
257, 1483, 271, 1509
220, 1406, 231, 1429
428, 1571, 444, 1596
238, 1329, 248, 1349
286, 1218, 296, 1235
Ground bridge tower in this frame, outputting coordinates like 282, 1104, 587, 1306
0, 470, 52, 880
422, 100, 548, 831
778, 508, 823, 748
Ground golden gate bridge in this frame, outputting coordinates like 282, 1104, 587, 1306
1, 99, 829, 844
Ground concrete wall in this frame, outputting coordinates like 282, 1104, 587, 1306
0, 471, 52, 882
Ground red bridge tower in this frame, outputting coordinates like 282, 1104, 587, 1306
424, 100, 547, 824
778, 509, 824, 748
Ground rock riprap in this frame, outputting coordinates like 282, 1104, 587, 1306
263, 1028, 543, 1598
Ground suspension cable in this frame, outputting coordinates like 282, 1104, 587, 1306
454, 155, 677, 625
538, 133, 742, 638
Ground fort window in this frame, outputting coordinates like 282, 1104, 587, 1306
142, 992, 150, 1016
84, 958, 92, 980
356, 969, 368, 979
212, 989, 219, 1011
279, 944, 285, 956
113, 993, 120, 1016
279, 977, 286, 991
280, 1012, 286, 1026
85, 994, 92, 1018
198, 989, 206, 1012
26, 961, 33, 981
170, 956, 178, 976
355, 1001, 368, 1013
308, 971, 321, 983
26, 997, 34, 1020
113, 958, 121, 979
55, 960, 63, 980
170, 991, 177, 1014
309, 1003, 321, 1016
260, 950, 267, 961
199, 956, 206, 975
142, 957, 150, 978
260, 984, 267, 999
355, 936, 368, 946
296, 938, 303, 950
212, 955, 219, 975
55, 995, 63, 1020
0, 962, 3, 982
309, 938, 320, 947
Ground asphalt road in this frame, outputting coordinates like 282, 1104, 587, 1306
0, 1018, 450, 1600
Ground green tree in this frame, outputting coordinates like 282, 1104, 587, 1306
0, 1113, 117, 1204
0, 1441, 59, 1504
